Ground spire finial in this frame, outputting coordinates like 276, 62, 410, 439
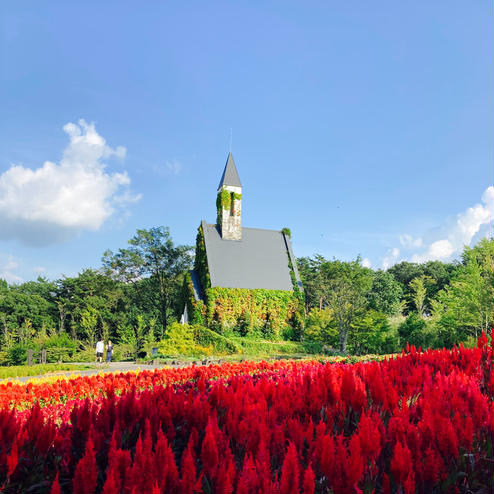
229, 128, 232, 153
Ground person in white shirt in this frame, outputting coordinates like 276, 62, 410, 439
95, 339, 104, 363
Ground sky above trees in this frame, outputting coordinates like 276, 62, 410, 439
0, 1, 492, 282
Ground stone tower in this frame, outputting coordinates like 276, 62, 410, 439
217, 152, 242, 240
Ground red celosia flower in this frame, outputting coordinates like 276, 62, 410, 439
347, 434, 364, 489
237, 454, 257, 494
7, 437, 18, 477
180, 441, 199, 494
390, 440, 411, 485
279, 442, 300, 494
201, 420, 219, 477
50, 472, 61, 494
422, 447, 443, 484
154, 428, 179, 490
101, 469, 119, 494
403, 470, 415, 494
302, 463, 315, 494
73, 437, 98, 494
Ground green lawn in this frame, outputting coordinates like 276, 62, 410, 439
0, 363, 92, 379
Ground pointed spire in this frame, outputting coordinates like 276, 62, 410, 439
217, 152, 242, 190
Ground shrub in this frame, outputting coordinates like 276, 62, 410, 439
6, 342, 36, 366
398, 313, 430, 348
193, 325, 239, 354
349, 310, 399, 355
158, 322, 238, 357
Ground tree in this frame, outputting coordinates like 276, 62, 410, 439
398, 313, 429, 348
432, 238, 494, 343
349, 310, 398, 355
117, 314, 149, 360
297, 256, 326, 313
387, 260, 457, 313
80, 307, 99, 347
367, 270, 403, 315
409, 275, 435, 317
56, 269, 125, 341
102, 227, 192, 332
319, 258, 373, 352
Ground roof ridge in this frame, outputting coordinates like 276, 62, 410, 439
205, 223, 284, 234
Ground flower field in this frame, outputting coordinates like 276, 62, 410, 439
0, 337, 493, 493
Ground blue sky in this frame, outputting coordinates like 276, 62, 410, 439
0, 1, 492, 282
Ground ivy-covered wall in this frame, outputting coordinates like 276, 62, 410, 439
205, 286, 303, 337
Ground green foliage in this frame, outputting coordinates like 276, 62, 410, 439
194, 325, 239, 354
387, 260, 458, 313
367, 270, 403, 315
409, 275, 435, 316
117, 315, 150, 360
398, 313, 431, 348
349, 310, 399, 355
102, 226, 193, 331
297, 256, 326, 314
319, 257, 374, 352
229, 336, 305, 356
6, 343, 35, 366
432, 240, 494, 341
298, 256, 375, 352
303, 308, 338, 346
281, 227, 291, 237
80, 307, 99, 347
193, 225, 211, 296
38, 332, 78, 363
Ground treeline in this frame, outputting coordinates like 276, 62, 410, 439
299, 237, 493, 354
0, 226, 492, 364
0, 227, 193, 364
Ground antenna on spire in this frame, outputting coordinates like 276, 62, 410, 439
229, 128, 232, 153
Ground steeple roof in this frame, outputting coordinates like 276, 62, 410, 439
217, 152, 242, 190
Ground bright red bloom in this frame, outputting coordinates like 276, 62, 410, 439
279, 442, 300, 494
302, 464, 315, 494
390, 440, 411, 485
73, 437, 97, 494
50, 473, 61, 494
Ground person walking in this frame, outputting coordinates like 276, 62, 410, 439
106, 340, 114, 363
95, 338, 104, 363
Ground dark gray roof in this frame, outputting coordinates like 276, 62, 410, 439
201, 221, 295, 290
217, 152, 242, 190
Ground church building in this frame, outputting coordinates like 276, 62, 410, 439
183, 153, 303, 335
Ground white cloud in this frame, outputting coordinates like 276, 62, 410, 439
0, 255, 22, 283
0, 120, 140, 246
34, 266, 46, 274
411, 239, 455, 263
382, 247, 400, 270
387, 186, 494, 267
399, 234, 423, 248
362, 258, 372, 268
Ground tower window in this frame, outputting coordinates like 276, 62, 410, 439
230, 192, 235, 215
